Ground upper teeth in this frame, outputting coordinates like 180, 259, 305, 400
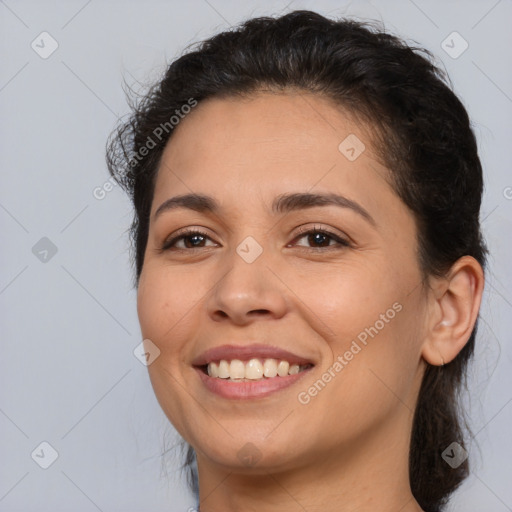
207, 359, 306, 380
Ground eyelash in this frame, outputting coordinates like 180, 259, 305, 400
161, 225, 351, 252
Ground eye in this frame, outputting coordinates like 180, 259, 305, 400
161, 225, 351, 252
290, 225, 351, 250
161, 229, 218, 251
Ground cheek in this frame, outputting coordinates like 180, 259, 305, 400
300, 295, 422, 442
295, 260, 402, 343
137, 269, 166, 340
136, 265, 192, 351
136, 266, 201, 437
299, 259, 422, 385
137, 263, 220, 366
326, 293, 423, 418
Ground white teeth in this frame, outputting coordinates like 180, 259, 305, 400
245, 359, 264, 380
289, 364, 300, 375
208, 361, 219, 378
206, 358, 309, 380
263, 358, 278, 378
229, 360, 245, 379
277, 360, 289, 377
218, 360, 230, 379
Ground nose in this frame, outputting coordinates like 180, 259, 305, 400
206, 248, 288, 326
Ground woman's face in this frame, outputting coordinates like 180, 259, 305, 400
137, 92, 429, 473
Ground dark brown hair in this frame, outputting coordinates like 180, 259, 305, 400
106, 10, 487, 511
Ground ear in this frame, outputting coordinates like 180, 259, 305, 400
421, 256, 485, 366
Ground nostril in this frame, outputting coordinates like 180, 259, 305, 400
249, 309, 271, 316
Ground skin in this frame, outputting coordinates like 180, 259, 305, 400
137, 91, 484, 512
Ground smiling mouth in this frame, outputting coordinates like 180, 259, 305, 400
192, 344, 316, 398
198, 358, 314, 381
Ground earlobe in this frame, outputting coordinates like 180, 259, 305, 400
421, 256, 485, 366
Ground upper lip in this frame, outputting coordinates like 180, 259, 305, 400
192, 344, 315, 367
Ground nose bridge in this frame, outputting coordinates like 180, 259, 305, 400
206, 234, 287, 323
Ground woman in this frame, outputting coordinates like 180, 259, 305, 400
106, 10, 486, 512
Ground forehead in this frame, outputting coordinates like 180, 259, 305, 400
151, 92, 409, 230
162, 91, 367, 164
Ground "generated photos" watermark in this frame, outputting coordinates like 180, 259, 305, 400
298, 301, 403, 404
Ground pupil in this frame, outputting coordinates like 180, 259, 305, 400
309, 233, 328, 247
187, 234, 204, 248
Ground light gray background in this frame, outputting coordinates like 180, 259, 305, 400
1, 0, 511, 510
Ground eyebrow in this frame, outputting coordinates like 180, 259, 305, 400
154, 192, 376, 226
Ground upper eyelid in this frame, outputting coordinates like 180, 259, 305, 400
167, 225, 343, 241
294, 224, 346, 238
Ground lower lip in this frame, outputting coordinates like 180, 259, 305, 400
195, 367, 313, 399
